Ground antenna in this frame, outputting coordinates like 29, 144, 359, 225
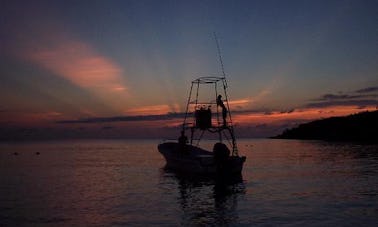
213, 32, 226, 78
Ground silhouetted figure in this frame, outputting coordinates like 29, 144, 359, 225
178, 130, 188, 152
217, 95, 227, 127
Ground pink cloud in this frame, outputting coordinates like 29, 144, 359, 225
26, 40, 126, 92
125, 104, 180, 116
228, 98, 252, 109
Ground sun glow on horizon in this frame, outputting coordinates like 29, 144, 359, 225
232, 105, 377, 126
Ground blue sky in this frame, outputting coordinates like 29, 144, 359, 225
1, 0, 377, 139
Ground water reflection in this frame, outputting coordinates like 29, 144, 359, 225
163, 170, 246, 226
2, 139, 377, 226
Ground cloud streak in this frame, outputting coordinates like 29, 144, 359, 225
308, 86, 378, 108
52, 84, 378, 129
356, 86, 378, 93
26, 40, 127, 93
306, 99, 377, 108
124, 104, 180, 116
6, 11, 130, 113
56, 112, 186, 124
313, 93, 378, 101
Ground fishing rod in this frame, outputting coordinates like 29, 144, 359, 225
213, 32, 226, 80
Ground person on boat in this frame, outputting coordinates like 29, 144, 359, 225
178, 130, 188, 152
217, 95, 227, 127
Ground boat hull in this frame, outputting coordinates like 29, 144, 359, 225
158, 142, 246, 175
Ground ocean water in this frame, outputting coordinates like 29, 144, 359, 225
0, 139, 377, 226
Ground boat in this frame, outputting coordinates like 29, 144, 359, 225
158, 76, 246, 176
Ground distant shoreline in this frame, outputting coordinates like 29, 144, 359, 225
272, 110, 378, 144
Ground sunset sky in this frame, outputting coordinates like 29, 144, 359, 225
1, 0, 377, 139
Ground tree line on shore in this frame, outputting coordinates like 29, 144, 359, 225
272, 110, 378, 143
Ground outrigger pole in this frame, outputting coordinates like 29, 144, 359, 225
214, 32, 226, 79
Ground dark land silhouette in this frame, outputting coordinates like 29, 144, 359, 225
272, 110, 378, 143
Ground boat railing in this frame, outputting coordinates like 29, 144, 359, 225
158, 139, 178, 145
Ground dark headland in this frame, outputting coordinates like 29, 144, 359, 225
272, 110, 378, 143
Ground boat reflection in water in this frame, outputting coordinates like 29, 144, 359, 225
162, 169, 246, 226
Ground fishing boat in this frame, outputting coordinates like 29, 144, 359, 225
158, 76, 246, 175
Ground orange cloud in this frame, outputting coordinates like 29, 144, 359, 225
10, 27, 130, 115
233, 105, 377, 126
27, 40, 126, 93
124, 104, 180, 116
228, 98, 251, 109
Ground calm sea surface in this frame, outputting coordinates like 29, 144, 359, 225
1, 139, 377, 226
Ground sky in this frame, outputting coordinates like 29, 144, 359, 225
1, 0, 377, 140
